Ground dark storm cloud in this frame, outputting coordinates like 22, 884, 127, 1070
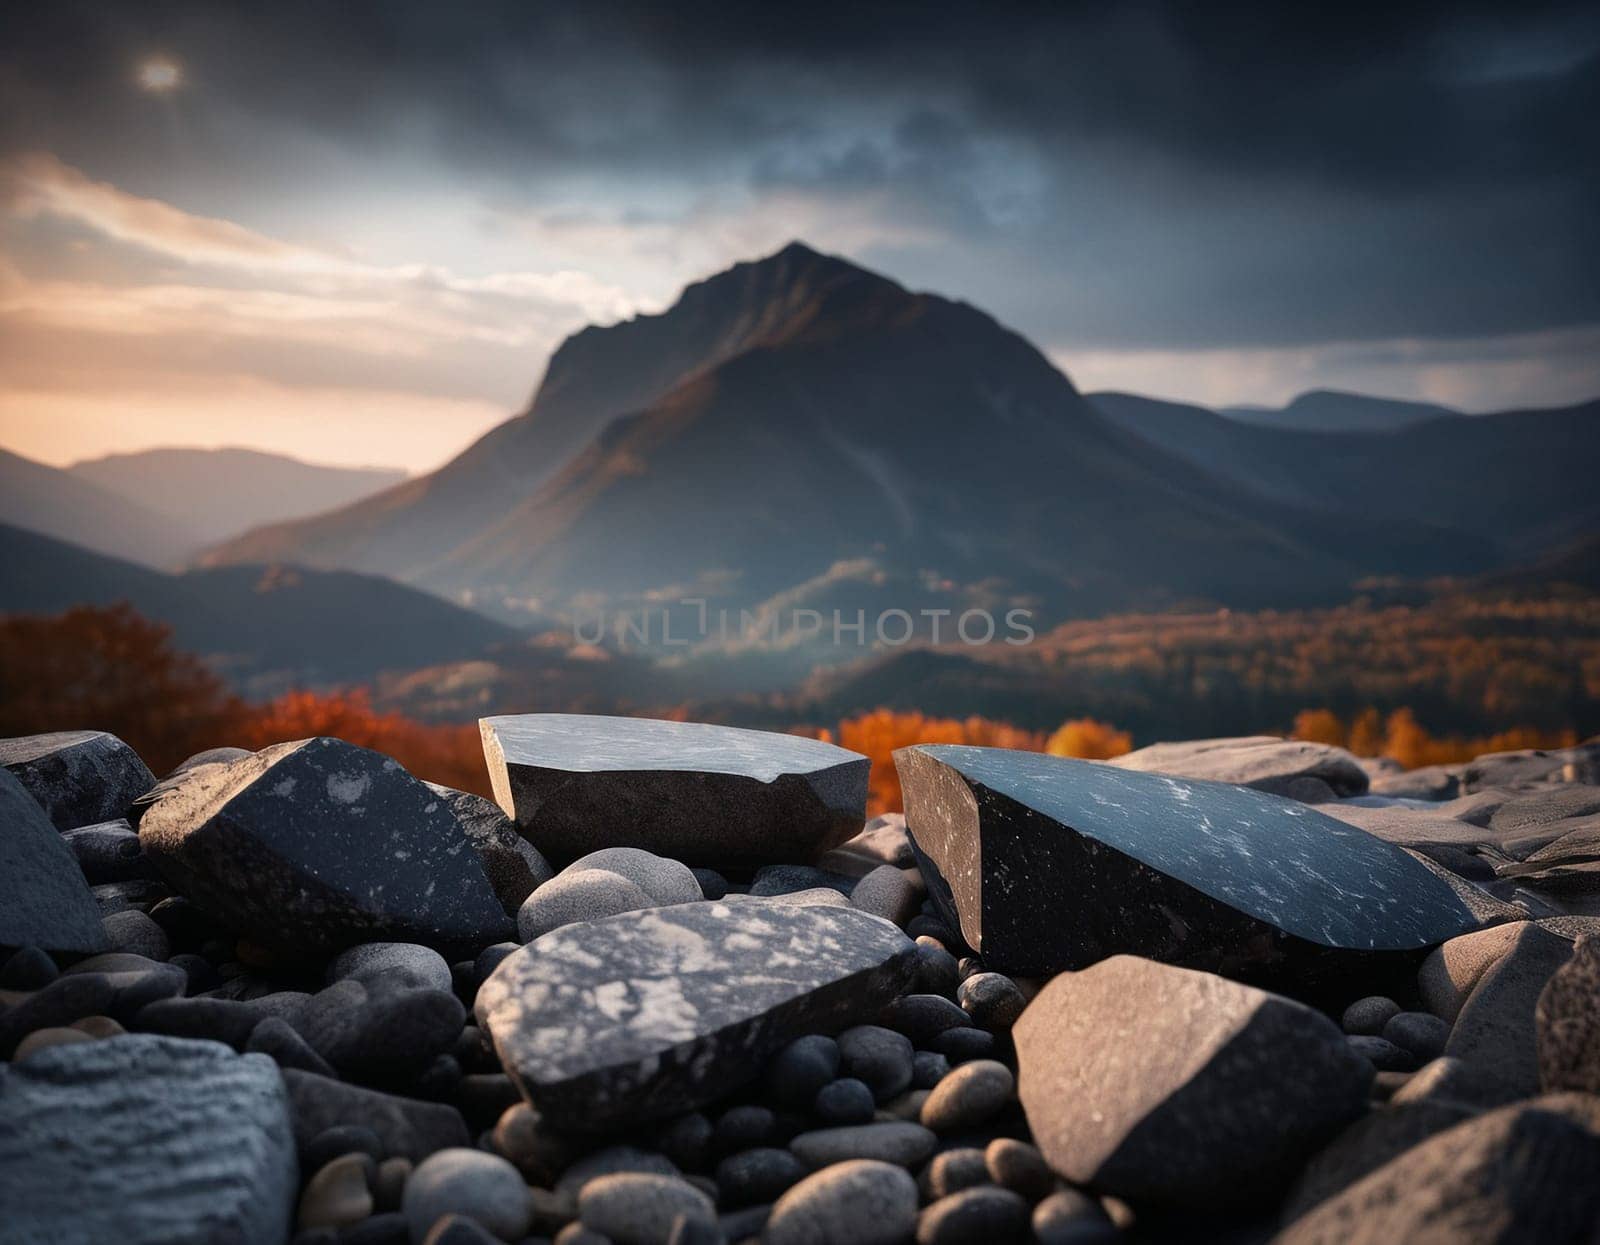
2, 0, 1596, 351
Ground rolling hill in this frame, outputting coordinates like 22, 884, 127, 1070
1221, 389, 1459, 433
0, 522, 518, 689
201, 243, 1479, 629
69, 448, 405, 547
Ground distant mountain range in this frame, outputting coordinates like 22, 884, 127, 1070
0, 522, 516, 693
201, 242, 1541, 633
1218, 390, 1460, 434
69, 448, 405, 549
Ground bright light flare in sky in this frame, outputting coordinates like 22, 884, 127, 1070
137, 57, 183, 93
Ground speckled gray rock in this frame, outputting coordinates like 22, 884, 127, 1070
1535, 933, 1600, 1092
765, 1159, 919, 1245
1106, 735, 1369, 801
477, 901, 916, 1129
516, 869, 657, 941
480, 714, 869, 867
425, 782, 553, 914
0, 1034, 296, 1244
790, 1120, 937, 1169
1276, 1093, 1600, 1244
1340, 996, 1401, 1036
402, 1148, 532, 1244
896, 745, 1482, 984
1013, 956, 1372, 1208
564, 848, 703, 905
0, 767, 108, 954
0, 730, 155, 830
917, 1186, 1031, 1245
138, 737, 512, 954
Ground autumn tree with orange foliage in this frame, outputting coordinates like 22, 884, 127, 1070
1292, 705, 1576, 769
1045, 718, 1133, 761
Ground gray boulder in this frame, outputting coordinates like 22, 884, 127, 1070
280, 1069, 470, 1161
1105, 735, 1368, 801
424, 782, 553, 914
477, 901, 915, 1129
0, 767, 108, 953
138, 737, 512, 953
1536, 933, 1600, 1092
1460, 742, 1600, 793
480, 713, 868, 867
1013, 956, 1372, 1209
0, 730, 155, 830
0, 1035, 296, 1244
1442, 922, 1575, 1096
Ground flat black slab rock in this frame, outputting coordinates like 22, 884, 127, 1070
0, 768, 109, 953
476, 901, 916, 1129
895, 745, 1488, 986
481, 714, 869, 866
0, 730, 156, 830
139, 737, 512, 954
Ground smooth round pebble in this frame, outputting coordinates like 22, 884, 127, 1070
1382, 1010, 1451, 1060
421, 1215, 502, 1245
69, 1014, 126, 1039
764, 1160, 919, 1245
984, 1138, 1053, 1201
517, 871, 655, 941
578, 1172, 716, 1245
714, 1104, 777, 1154
1347, 1034, 1419, 1072
789, 1121, 937, 1169
768, 1035, 841, 1108
920, 1149, 989, 1201
715, 1147, 807, 1206
917, 1186, 1030, 1245
912, 1051, 951, 1090
956, 973, 1027, 1031
930, 1028, 996, 1062
14, 1026, 95, 1060
375, 1157, 414, 1213
913, 943, 960, 997
815, 1078, 877, 1126
330, 943, 453, 993
1341, 995, 1402, 1036
1032, 1189, 1119, 1244
565, 847, 703, 905
341, 1211, 410, 1245
297, 1152, 375, 1231
838, 1025, 914, 1102
656, 1112, 715, 1173
1, 945, 58, 990
879, 994, 972, 1044
920, 1060, 1015, 1132
402, 1148, 532, 1244
473, 942, 520, 982
101, 908, 170, 960
305, 1125, 385, 1172
690, 868, 728, 901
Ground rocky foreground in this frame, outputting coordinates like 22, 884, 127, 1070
2, 721, 1600, 1245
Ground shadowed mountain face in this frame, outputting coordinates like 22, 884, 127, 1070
202, 243, 1544, 626
69, 448, 406, 547
1221, 390, 1459, 434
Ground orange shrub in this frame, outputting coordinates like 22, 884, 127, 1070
1291, 705, 1577, 769
1045, 718, 1133, 760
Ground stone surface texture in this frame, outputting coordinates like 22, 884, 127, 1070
0, 767, 109, 953
0, 730, 156, 830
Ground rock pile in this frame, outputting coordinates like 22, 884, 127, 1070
2, 721, 1598, 1244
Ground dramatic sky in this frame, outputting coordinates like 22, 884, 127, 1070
2, 1, 1597, 471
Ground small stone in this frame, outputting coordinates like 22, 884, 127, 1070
0, 973, 116, 1057
15, 1026, 96, 1059
62, 819, 156, 884
293, 980, 465, 1079
1341, 996, 1401, 1036
956, 973, 1026, 1031
1031, 1190, 1118, 1244
883, 1089, 931, 1122
920, 1060, 1015, 1132
424, 781, 553, 914
765, 1159, 919, 1245
912, 1052, 952, 1090
565, 847, 703, 906
555, 1145, 683, 1198
304, 1124, 385, 1171
421, 1214, 503, 1245
136, 996, 263, 1049
0, 769, 108, 955
69, 1014, 126, 1039
1381, 1012, 1451, 1061
879, 994, 972, 1044
1346, 1035, 1417, 1072
751, 864, 857, 897
330, 943, 454, 993
297, 1153, 375, 1231
691, 868, 728, 900
577, 1172, 716, 1245
717, 1203, 771, 1242
343, 1211, 410, 1245
247, 1017, 338, 1077
716, 1147, 807, 1206
920, 1149, 990, 1200
713, 1104, 777, 1155
101, 908, 171, 960
984, 1138, 1053, 1201
815, 1077, 877, 1125
1444, 922, 1574, 1095
789, 1121, 937, 1168
1106, 735, 1368, 799
916, 1186, 1030, 1245
913, 943, 960, 997
375, 1157, 413, 1213
654, 1112, 715, 1174
769, 1035, 842, 1108
281, 1070, 470, 1163
492, 1101, 575, 1185
852, 865, 922, 926
1, 946, 59, 990
516, 870, 656, 941
930, 1027, 996, 1062
0, 730, 155, 830
838, 1025, 915, 1102
402, 1148, 532, 1244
